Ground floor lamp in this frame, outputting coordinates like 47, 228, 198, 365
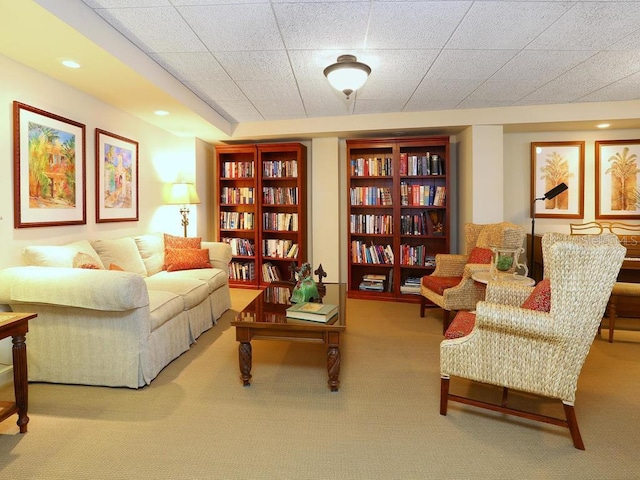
167, 182, 201, 237
530, 182, 569, 276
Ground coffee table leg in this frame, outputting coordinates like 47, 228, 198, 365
239, 341, 252, 386
12, 333, 29, 433
327, 345, 340, 392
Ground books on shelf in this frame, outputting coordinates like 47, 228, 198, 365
286, 302, 339, 322
262, 262, 282, 282
359, 273, 386, 292
400, 276, 422, 295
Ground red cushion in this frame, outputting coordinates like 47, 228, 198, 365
521, 279, 551, 312
467, 247, 493, 264
445, 311, 476, 339
165, 248, 212, 272
421, 276, 462, 295
163, 234, 202, 270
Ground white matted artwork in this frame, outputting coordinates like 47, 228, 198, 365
530, 141, 584, 219
596, 139, 640, 219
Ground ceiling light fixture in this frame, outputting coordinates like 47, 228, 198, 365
597, 123, 611, 129
154, 110, 170, 116
323, 55, 371, 99
61, 59, 80, 69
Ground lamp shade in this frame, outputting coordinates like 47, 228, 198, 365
323, 55, 371, 98
167, 182, 201, 205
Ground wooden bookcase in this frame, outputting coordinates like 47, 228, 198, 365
215, 142, 307, 288
346, 137, 450, 302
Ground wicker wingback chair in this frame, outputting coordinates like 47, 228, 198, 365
420, 222, 526, 333
440, 233, 625, 449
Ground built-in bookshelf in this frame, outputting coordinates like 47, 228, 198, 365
347, 137, 450, 302
215, 143, 307, 288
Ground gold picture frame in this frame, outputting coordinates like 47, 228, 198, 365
596, 139, 640, 219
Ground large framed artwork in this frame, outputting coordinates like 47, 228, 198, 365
95, 128, 139, 223
530, 141, 584, 219
596, 139, 640, 219
13, 101, 86, 228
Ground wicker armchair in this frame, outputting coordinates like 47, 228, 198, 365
440, 233, 625, 449
420, 222, 526, 333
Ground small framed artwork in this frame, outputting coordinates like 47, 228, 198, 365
596, 139, 640, 219
530, 141, 585, 219
95, 128, 139, 223
13, 101, 86, 228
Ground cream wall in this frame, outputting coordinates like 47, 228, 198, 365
0, 54, 201, 380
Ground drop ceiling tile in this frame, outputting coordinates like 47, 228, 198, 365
406, 79, 484, 111
150, 52, 228, 81
608, 28, 640, 50
94, 6, 207, 53
446, 1, 572, 50
354, 99, 410, 115
171, 0, 267, 5
576, 71, 640, 102
303, 97, 355, 117
214, 99, 263, 122
527, 2, 640, 50
367, 1, 471, 49
274, 2, 370, 50
178, 4, 284, 51
185, 79, 246, 102
236, 79, 300, 101
426, 49, 518, 80
252, 99, 306, 116
215, 51, 294, 81
82, 0, 170, 7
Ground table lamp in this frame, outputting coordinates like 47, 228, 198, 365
167, 182, 201, 237
530, 182, 569, 273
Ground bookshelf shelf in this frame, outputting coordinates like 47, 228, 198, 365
347, 137, 450, 302
216, 143, 307, 288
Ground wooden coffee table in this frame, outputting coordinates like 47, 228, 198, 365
231, 283, 346, 391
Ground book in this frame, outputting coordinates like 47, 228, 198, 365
286, 302, 339, 322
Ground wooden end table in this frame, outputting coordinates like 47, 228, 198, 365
231, 283, 346, 392
0, 312, 36, 433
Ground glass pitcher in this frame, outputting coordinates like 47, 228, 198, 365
489, 246, 528, 280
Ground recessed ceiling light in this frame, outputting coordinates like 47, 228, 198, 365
597, 123, 610, 129
154, 110, 170, 116
61, 59, 81, 69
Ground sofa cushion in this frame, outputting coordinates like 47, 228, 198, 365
445, 311, 476, 339
165, 248, 212, 272
148, 290, 184, 332
91, 237, 147, 276
521, 279, 551, 312
144, 276, 209, 310
22, 240, 104, 269
421, 276, 462, 295
467, 247, 493, 264
134, 233, 164, 276
73, 252, 103, 269
151, 269, 227, 294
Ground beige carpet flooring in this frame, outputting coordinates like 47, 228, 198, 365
0, 288, 639, 479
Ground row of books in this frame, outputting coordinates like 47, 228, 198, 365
399, 244, 436, 266
262, 212, 298, 231
399, 153, 445, 176
262, 160, 298, 178
400, 213, 429, 235
262, 239, 299, 259
351, 241, 394, 264
220, 186, 254, 205
350, 214, 393, 235
358, 273, 386, 292
221, 161, 254, 179
400, 276, 422, 295
350, 186, 393, 206
229, 261, 256, 281
262, 262, 282, 282
220, 212, 255, 230
262, 186, 298, 205
400, 183, 446, 207
350, 156, 393, 177
264, 286, 292, 305
222, 237, 255, 256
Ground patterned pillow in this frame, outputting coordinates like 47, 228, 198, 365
467, 247, 493, 264
73, 252, 103, 270
521, 279, 551, 312
165, 248, 212, 272
163, 234, 201, 270
109, 263, 124, 271
445, 311, 476, 339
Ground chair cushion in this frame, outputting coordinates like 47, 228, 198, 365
444, 311, 476, 339
467, 247, 493, 264
421, 276, 462, 295
521, 279, 551, 312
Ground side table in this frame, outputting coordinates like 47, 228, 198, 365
472, 271, 535, 287
0, 312, 36, 433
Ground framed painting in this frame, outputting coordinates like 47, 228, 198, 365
530, 141, 584, 219
596, 139, 640, 219
95, 128, 139, 223
13, 101, 86, 228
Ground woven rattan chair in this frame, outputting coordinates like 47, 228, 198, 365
420, 222, 526, 333
440, 233, 625, 449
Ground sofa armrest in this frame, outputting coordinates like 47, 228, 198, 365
0, 267, 149, 311
202, 242, 232, 274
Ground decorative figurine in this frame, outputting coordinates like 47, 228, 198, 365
290, 262, 320, 303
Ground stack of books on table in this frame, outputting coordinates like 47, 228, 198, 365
286, 302, 339, 323
358, 274, 386, 292
400, 276, 422, 295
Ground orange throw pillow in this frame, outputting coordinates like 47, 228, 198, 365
467, 247, 493, 264
165, 248, 212, 272
521, 279, 551, 312
163, 233, 202, 269
109, 263, 124, 271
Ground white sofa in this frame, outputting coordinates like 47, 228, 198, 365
0, 233, 232, 388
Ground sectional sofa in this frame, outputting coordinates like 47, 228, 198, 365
0, 233, 232, 388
